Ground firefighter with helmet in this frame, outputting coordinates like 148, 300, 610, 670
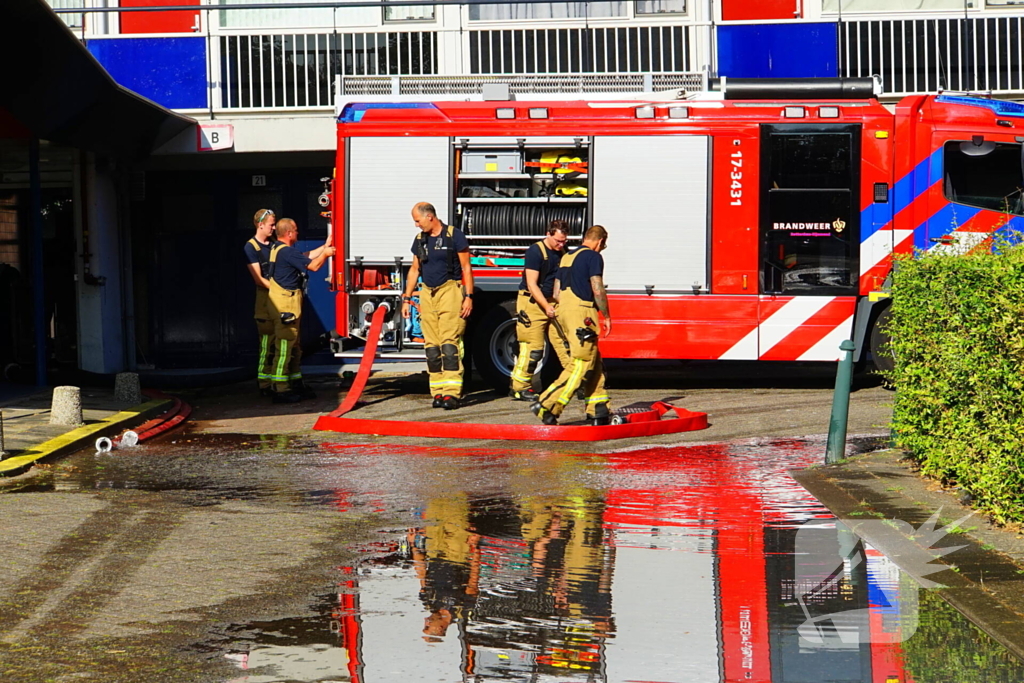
243, 208, 279, 396
532, 225, 611, 426
401, 202, 475, 410
267, 218, 335, 403
509, 219, 570, 401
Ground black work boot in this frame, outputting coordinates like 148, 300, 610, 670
443, 396, 461, 410
530, 401, 558, 426
272, 390, 302, 404
292, 381, 316, 400
587, 415, 611, 426
509, 388, 539, 402
432, 394, 444, 408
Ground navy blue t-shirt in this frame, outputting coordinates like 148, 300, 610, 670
411, 227, 468, 288
559, 247, 604, 303
244, 238, 278, 279
271, 245, 312, 291
518, 241, 562, 298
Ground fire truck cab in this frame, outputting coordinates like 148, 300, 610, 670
329, 78, 1024, 389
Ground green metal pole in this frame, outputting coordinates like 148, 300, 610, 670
826, 339, 857, 464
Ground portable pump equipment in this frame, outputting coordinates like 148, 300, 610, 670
328, 78, 1024, 390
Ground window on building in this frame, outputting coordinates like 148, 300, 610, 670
217, 0, 376, 29
636, 0, 686, 14
944, 140, 1024, 216
45, 0, 83, 30
470, 2, 627, 21
823, 0, 971, 10
385, 0, 435, 21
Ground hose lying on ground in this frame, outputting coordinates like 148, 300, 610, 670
95, 391, 192, 453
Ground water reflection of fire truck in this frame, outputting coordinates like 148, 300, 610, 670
329, 79, 1024, 388
321, 443, 917, 682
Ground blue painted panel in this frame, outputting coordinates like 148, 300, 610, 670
297, 239, 335, 344
718, 23, 838, 79
87, 37, 207, 110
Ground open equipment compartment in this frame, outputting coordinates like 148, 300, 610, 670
454, 136, 591, 262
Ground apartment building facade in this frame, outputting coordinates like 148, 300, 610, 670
4, 0, 1023, 378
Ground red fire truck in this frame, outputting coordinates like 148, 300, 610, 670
328, 78, 1024, 389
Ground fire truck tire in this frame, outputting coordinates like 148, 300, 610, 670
869, 304, 895, 379
471, 299, 561, 393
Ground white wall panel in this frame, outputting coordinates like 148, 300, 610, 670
348, 136, 450, 264
592, 135, 710, 293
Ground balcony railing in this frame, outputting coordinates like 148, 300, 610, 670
840, 15, 1024, 96
216, 24, 702, 110
219, 30, 438, 109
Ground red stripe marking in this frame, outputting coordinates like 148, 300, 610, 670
758, 299, 855, 361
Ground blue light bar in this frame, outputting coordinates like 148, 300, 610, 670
935, 95, 1024, 117
339, 102, 437, 123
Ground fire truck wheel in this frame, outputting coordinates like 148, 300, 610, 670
471, 299, 561, 393
472, 300, 519, 392
869, 304, 895, 380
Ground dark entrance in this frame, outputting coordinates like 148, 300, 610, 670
133, 166, 332, 369
760, 124, 860, 296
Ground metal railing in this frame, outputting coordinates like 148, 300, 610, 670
469, 24, 692, 74
219, 30, 438, 109
840, 15, 1024, 96
336, 72, 705, 97
217, 24, 701, 109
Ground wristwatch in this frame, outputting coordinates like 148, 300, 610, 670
464, 292, 474, 299
402, 296, 413, 303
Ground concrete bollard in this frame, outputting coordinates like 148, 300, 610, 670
114, 372, 143, 405
50, 386, 84, 427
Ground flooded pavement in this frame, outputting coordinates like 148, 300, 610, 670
2, 435, 1022, 683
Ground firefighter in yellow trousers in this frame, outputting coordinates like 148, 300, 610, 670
267, 218, 334, 403
401, 202, 475, 410
243, 208, 279, 396
533, 225, 611, 426
510, 220, 570, 401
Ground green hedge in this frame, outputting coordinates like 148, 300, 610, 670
888, 244, 1024, 525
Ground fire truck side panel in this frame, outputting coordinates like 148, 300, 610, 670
857, 118, 896, 296
755, 295, 857, 361
347, 137, 451, 264
600, 296, 761, 360
334, 136, 348, 328
711, 133, 760, 296
592, 135, 711, 293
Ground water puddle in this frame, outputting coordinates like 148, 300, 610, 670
106, 436, 1016, 683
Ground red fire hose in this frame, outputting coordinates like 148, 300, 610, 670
95, 390, 192, 452
314, 306, 708, 442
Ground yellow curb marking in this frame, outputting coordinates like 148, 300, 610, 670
0, 399, 171, 474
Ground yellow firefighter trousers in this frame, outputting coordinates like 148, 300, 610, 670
511, 291, 571, 393
255, 288, 276, 390
268, 281, 304, 393
419, 279, 467, 399
537, 288, 609, 418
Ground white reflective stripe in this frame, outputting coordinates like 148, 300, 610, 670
585, 395, 610, 403
757, 297, 834, 357
797, 315, 855, 361
860, 228, 912, 275
718, 328, 758, 360
720, 297, 835, 361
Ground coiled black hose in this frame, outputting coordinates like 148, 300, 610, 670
464, 203, 586, 248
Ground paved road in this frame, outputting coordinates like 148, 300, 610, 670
0, 363, 895, 683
